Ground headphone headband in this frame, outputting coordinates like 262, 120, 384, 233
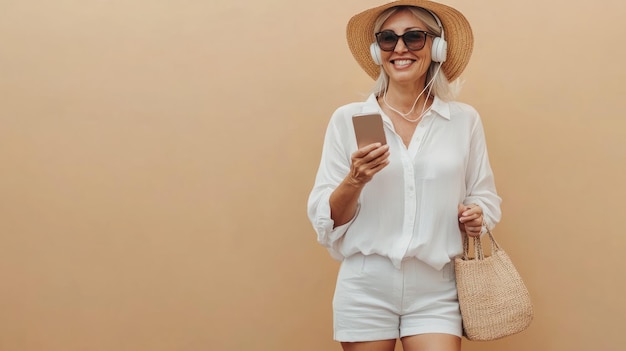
426, 9, 444, 40
426, 9, 447, 62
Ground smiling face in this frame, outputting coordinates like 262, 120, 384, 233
378, 9, 433, 88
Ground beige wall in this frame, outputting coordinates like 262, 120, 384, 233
1, 1, 625, 350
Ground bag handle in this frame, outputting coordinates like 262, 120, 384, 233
461, 228, 502, 261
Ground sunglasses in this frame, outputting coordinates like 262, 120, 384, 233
375, 30, 435, 52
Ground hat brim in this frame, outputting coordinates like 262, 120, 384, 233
346, 0, 473, 82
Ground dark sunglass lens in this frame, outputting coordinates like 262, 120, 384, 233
377, 31, 398, 51
403, 31, 427, 50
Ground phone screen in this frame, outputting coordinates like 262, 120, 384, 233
352, 113, 387, 148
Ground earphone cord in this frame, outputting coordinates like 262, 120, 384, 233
418, 62, 442, 118
383, 80, 425, 119
382, 62, 442, 123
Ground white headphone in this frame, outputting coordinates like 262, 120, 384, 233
371, 9, 447, 65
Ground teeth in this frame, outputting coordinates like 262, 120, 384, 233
394, 60, 412, 66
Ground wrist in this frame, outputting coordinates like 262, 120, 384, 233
344, 175, 365, 189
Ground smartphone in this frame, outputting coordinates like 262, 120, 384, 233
352, 113, 387, 149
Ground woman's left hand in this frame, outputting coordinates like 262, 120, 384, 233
457, 203, 484, 237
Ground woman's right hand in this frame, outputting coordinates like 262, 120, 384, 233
329, 143, 389, 226
346, 143, 390, 187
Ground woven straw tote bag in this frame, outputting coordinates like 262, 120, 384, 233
454, 228, 534, 341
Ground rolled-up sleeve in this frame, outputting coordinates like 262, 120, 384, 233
464, 113, 502, 230
308, 188, 360, 260
307, 108, 358, 260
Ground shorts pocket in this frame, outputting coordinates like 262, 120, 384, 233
338, 253, 366, 280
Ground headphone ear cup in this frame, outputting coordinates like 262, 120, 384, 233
370, 42, 382, 66
431, 37, 448, 63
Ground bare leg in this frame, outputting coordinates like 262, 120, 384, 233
401, 333, 461, 351
341, 339, 397, 351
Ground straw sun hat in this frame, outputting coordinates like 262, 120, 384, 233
346, 0, 473, 82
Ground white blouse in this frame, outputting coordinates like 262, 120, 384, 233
307, 94, 502, 270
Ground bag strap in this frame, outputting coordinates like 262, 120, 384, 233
461, 228, 502, 261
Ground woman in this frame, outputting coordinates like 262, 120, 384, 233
307, 1, 501, 350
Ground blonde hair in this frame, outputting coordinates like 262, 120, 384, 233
370, 6, 461, 101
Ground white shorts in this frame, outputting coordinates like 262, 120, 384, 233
333, 253, 462, 342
